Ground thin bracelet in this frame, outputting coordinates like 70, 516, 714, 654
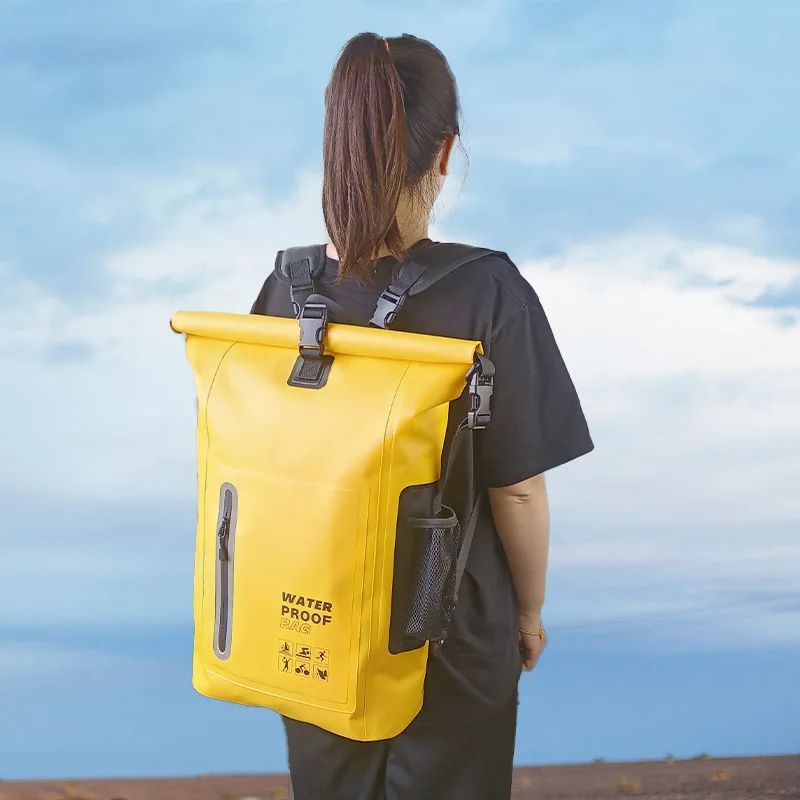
519, 625, 546, 640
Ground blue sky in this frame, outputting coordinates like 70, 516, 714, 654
1, 0, 799, 780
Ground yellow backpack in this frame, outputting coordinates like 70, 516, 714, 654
171, 242, 497, 741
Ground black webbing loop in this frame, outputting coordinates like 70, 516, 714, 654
287, 258, 315, 318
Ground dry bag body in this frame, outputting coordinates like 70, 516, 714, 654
171, 242, 497, 741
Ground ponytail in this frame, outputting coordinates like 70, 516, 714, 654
322, 33, 408, 282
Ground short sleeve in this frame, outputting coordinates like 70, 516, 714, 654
477, 297, 594, 488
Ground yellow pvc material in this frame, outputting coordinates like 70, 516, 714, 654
172, 311, 482, 741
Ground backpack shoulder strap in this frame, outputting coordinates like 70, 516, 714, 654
403, 243, 503, 296
273, 245, 328, 317
370, 242, 509, 329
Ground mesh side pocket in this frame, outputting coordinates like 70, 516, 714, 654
404, 507, 461, 642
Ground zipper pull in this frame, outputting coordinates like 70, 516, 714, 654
218, 489, 233, 561
218, 514, 230, 561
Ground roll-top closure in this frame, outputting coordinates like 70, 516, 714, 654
171, 311, 482, 366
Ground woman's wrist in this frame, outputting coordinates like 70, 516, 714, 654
519, 607, 543, 624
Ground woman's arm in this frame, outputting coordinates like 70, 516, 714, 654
488, 473, 550, 671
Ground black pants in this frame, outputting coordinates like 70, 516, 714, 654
283, 689, 519, 800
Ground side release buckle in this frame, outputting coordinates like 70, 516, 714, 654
466, 353, 494, 430
298, 303, 328, 357
289, 303, 334, 389
369, 288, 406, 329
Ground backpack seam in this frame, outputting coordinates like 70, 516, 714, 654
361, 361, 411, 740
199, 343, 237, 628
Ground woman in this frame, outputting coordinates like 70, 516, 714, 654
251, 31, 594, 800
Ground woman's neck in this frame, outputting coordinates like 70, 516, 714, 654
326, 189, 433, 262
326, 223, 430, 263
379, 219, 430, 257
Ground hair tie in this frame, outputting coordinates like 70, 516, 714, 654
382, 37, 390, 53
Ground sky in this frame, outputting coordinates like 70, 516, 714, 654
1, 0, 799, 781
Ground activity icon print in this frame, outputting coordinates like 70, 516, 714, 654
278, 639, 293, 656
278, 639, 332, 680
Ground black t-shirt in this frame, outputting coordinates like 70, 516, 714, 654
251, 239, 594, 727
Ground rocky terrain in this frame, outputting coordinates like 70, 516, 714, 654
3, 755, 799, 799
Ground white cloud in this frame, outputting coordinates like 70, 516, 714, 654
517, 231, 800, 526
106, 169, 324, 293
0, 169, 326, 503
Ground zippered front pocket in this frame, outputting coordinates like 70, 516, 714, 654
214, 482, 238, 660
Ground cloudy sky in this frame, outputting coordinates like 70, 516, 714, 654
1, 0, 799, 780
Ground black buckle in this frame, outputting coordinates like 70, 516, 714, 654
466, 355, 493, 430
298, 303, 328, 357
369, 288, 406, 329
289, 303, 334, 389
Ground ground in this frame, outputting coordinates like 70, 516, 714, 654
2, 755, 798, 800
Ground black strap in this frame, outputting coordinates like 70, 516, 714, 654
272, 241, 509, 327
402, 244, 499, 297
432, 421, 467, 515
435, 423, 478, 606
432, 353, 493, 507
426, 353, 494, 648
369, 261, 427, 328
370, 242, 508, 329
427, 424, 483, 656
452, 492, 482, 610
276, 245, 327, 318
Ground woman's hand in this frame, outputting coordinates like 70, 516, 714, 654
518, 612, 547, 672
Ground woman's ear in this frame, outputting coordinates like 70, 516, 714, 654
438, 133, 456, 176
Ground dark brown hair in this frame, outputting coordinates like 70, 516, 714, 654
322, 32, 461, 282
